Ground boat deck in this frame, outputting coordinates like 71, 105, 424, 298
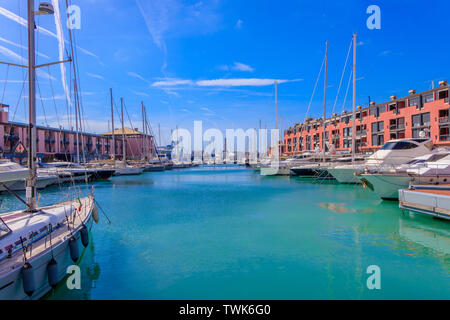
0, 196, 94, 276
399, 185, 450, 220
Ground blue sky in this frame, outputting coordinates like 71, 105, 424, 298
0, 0, 449, 144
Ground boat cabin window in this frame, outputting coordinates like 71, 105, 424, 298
426, 153, 450, 162
380, 141, 419, 150
405, 159, 425, 165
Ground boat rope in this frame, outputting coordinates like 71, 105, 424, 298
293, 51, 326, 153
340, 68, 353, 112
47, 66, 61, 128
36, 78, 49, 127
0, 64, 9, 105
331, 38, 353, 115
48, 223, 54, 259
94, 199, 111, 225
19, 236, 28, 263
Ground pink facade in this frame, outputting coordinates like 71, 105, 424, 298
0, 104, 154, 162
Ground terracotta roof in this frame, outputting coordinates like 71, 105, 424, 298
102, 128, 144, 136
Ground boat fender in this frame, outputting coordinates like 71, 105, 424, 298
92, 203, 99, 224
80, 225, 89, 248
47, 258, 58, 288
69, 236, 79, 262
21, 262, 35, 297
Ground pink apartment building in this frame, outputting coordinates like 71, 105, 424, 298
0, 104, 153, 163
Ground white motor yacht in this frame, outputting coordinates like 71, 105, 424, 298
360, 149, 450, 200
327, 138, 433, 184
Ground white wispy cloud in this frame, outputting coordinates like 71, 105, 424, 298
219, 62, 255, 72
128, 72, 152, 84
235, 19, 243, 29
132, 90, 150, 97
86, 72, 105, 80
0, 36, 49, 59
201, 107, 214, 114
232, 62, 254, 72
151, 78, 302, 88
196, 78, 300, 87
152, 78, 194, 87
0, 45, 55, 80
0, 44, 26, 64
0, 5, 98, 59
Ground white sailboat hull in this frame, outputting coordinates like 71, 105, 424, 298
0, 196, 95, 300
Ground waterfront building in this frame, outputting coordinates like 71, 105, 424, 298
0, 104, 153, 162
103, 128, 155, 160
283, 81, 450, 155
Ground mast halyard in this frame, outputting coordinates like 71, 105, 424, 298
121, 97, 126, 162
352, 33, 357, 164
142, 102, 145, 160
110, 88, 116, 166
323, 41, 328, 162
26, 0, 37, 211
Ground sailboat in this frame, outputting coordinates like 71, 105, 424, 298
112, 97, 143, 176
0, 1, 98, 299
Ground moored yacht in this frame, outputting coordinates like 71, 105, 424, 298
360, 149, 450, 200
0, 1, 99, 300
112, 161, 144, 176
327, 138, 433, 184
0, 160, 29, 192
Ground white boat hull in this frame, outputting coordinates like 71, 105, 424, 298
327, 168, 361, 184
114, 167, 144, 176
399, 188, 450, 220
361, 174, 450, 200
0, 197, 95, 300
7, 176, 58, 191
260, 166, 291, 176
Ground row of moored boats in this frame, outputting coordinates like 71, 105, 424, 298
254, 138, 450, 220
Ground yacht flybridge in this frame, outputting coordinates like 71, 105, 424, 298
326, 138, 433, 184
0, 0, 98, 300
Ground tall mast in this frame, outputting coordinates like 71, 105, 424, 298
274, 81, 278, 130
323, 41, 328, 161
110, 88, 115, 163
121, 97, 126, 161
74, 79, 80, 164
26, 0, 37, 211
142, 101, 145, 159
352, 33, 357, 163
158, 123, 161, 148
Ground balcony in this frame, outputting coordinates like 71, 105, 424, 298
355, 131, 366, 138
439, 117, 450, 124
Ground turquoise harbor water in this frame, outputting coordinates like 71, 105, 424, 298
1, 165, 449, 299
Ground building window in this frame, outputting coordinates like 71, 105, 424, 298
439, 127, 450, 141
409, 96, 420, 107
412, 112, 430, 128
438, 89, 449, 101
423, 93, 434, 103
